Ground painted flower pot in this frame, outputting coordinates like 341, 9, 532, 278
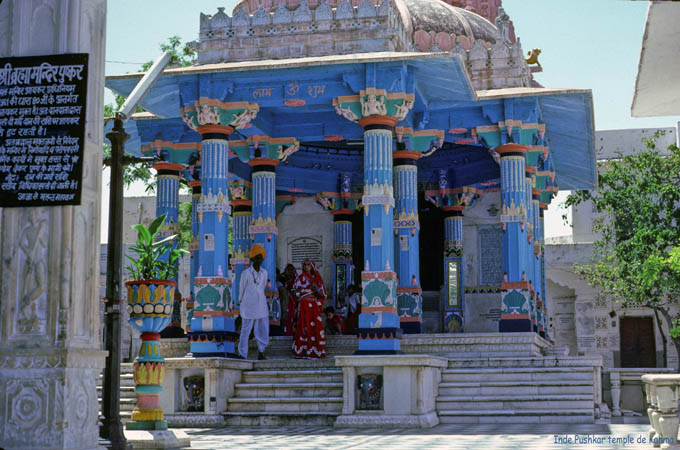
124, 279, 176, 431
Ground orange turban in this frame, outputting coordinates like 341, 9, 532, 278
249, 244, 266, 260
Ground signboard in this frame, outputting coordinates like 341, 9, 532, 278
446, 258, 460, 307
288, 236, 322, 266
0, 53, 88, 207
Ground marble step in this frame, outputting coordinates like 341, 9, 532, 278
436, 394, 593, 411
441, 367, 594, 383
98, 373, 136, 388
446, 356, 603, 369
252, 358, 337, 370
243, 369, 343, 384
438, 381, 593, 396
438, 408, 594, 424
223, 411, 340, 426
234, 382, 343, 398
97, 385, 137, 399
97, 397, 138, 412
227, 396, 343, 413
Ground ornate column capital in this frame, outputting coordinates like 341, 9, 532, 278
332, 89, 415, 127
181, 98, 259, 134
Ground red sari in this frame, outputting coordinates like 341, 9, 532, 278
292, 260, 327, 358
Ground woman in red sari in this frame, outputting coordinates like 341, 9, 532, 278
292, 259, 327, 358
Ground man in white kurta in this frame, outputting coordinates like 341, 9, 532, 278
238, 244, 270, 360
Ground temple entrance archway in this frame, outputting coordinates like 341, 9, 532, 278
418, 193, 444, 292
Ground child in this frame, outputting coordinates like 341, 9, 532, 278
344, 284, 360, 334
324, 306, 344, 335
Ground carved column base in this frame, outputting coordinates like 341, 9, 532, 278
357, 271, 400, 354
397, 287, 422, 334
0, 349, 106, 450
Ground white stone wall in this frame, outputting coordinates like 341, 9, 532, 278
276, 196, 334, 294
0, 1, 108, 449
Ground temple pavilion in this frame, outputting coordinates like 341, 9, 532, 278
106, 0, 596, 357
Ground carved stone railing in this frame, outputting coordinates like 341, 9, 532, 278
642, 374, 680, 448
607, 368, 675, 417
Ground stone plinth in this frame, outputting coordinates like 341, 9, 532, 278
161, 332, 549, 359
334, 355, 447, 428
161, 357, 252, 427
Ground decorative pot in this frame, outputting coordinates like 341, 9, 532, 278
125, 279, 176, 431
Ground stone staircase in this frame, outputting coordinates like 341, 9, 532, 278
223, 359, 343, 426
97, 363, 135, 422
436, 357, 597, 424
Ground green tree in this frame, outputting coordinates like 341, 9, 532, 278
565, 134, 680, 370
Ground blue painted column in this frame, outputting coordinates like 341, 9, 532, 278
497, 143, 532, 332
357, 116, 400, 354
153, 162, 182, 274
332, 210, 353, 310
538, 205, 547, 339
393, 151, 422, 334
189, 123, 236, 357
153, 162, 185, 338
525, 167, 537, 334
443, 208, 465, 333
186, 180, 201, 333
231, 200, 252, 316
249, 158, 281, 334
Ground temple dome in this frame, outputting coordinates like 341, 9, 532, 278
398, 0, 499, 50
233, 0, 499, 51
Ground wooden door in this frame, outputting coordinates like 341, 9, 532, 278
619, 317, 656, 368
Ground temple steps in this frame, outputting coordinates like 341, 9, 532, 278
438, 381, 593, 396
224, 366, 344, 426
242, 369, 344, 384
234, 382, 343, 398
97, 363, 135, 421
436, 365, 596, 423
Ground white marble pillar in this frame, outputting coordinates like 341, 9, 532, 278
0, 1, 107, 449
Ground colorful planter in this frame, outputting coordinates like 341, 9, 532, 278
125, 279, 176, 431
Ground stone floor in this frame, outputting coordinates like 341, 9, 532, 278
179, 423, 664, 449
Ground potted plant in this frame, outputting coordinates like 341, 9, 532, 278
124, 213, 187, 431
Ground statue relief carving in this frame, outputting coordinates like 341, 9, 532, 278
360, 93, 387, 116
230, 108, 258, 129
334, 103, 358, 122
197, 104, 220, 125
394, 98, 414, 121
11, 209, 49, 335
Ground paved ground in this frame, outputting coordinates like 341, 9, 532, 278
179, 424, 667, 449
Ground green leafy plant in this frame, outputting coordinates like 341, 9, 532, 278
125, 213, 188, 280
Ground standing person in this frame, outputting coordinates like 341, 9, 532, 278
238, 244, 269, 360
292, 259, 327, 358
282, 264, 298, 336
344, 284, 360, 335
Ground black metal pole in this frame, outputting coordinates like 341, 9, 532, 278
100, 115, 131, 450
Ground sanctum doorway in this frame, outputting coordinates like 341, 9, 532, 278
619, 317, 656, 368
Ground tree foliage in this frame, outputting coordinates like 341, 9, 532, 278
565, 134, 680, 368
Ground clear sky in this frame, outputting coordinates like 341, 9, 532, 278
102, 0, 676, 241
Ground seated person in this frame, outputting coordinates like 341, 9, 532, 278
324, 306, 344, 335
